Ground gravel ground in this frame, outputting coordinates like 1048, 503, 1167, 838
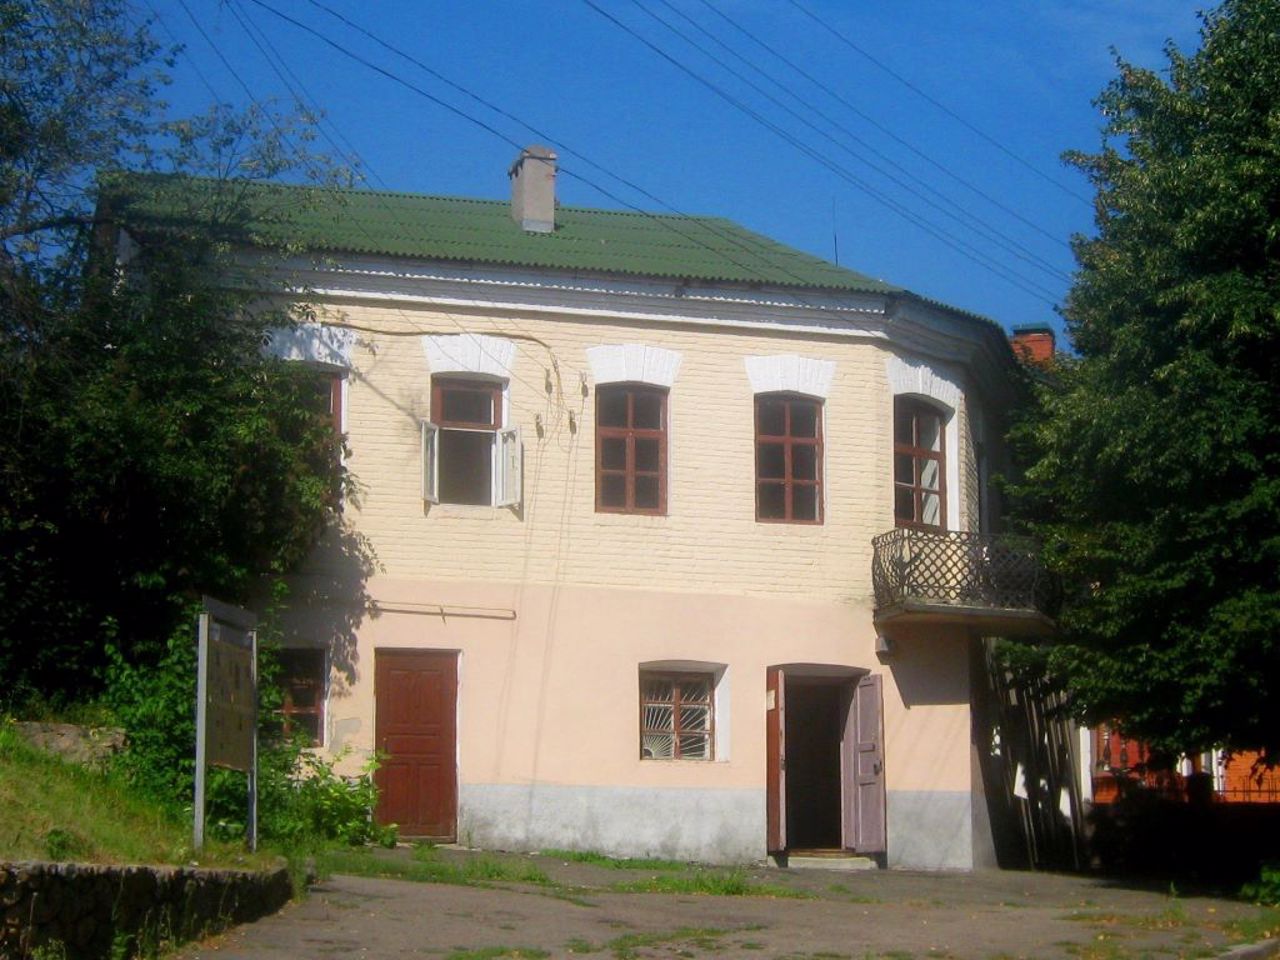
177, 845, 1280, 960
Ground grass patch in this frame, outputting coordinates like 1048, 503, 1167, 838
611, 868, 810, 898
0, 721, 269, 868
540, 848, 690, 871
602, 927, 728, 959
1063, 907, 1190, 932
317, 847, 552, 888
1219, 905, 1280, 943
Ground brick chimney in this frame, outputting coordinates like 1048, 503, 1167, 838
1010, 324, 1056, 366
509, 144, 557, 234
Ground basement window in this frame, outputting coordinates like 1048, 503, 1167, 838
278, 648, 326, 747
640, 671, 714, 760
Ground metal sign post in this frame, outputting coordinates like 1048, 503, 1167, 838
194, 597, 259, 852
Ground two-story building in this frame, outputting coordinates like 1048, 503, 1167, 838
184, 147, 1056, 870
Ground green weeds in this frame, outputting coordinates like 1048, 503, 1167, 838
540, 848, 690, 871
595, 927, 728, 959
611, 868, 809, 898
317, 847, 552, 888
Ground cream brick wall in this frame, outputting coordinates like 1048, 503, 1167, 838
310, 300, 985, 603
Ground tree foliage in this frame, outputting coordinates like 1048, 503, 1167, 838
0, 0, 353, 704
1009, 0, 1280, 759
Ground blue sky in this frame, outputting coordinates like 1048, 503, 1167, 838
144, 0, 1209, 337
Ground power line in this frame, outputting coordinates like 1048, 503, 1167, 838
692, 0, 1072, 251
170, 0, 567, 413
785, 0, 1091, 206
581, 0, 1059, 306
186, 0, 864, 422
250, 0, 884, 299
223, 0, 370, 184
301, 0, 882, 293
630, 0, 1070, 286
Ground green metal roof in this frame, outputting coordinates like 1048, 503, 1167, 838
111, 175, 900, 294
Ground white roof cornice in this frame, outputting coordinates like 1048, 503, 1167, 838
269, 253, 1013, 391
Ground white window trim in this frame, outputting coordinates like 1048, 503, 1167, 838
422, 333, 517, 378
885, 355, 962, 532
586, 343, 682, 387
743, 354, 835, 399
638, 660, 729, 762
266, 323, 355, 368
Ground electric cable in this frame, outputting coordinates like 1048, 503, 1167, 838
630, 0, 1070, 286
785, 0, 1091, 206
689, 0, 1072, 252
581, 0, 1059, 306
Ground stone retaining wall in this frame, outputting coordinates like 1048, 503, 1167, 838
12, 723, 125, 769
0, 860, 292, 958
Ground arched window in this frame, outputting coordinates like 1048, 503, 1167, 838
596, 383, 668, 514
755, 392, 823, 523
894, 397, 946, 529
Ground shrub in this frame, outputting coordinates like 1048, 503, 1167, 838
1241, 863, 1280, 906
105, 613, 393, 849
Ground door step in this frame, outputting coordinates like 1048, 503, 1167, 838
769, 852, 879, 871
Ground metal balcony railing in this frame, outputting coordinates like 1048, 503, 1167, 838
871, 527, 1057, 618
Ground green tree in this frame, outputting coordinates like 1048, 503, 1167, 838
0, 0, 354, 704
1009, 0, 1280, 759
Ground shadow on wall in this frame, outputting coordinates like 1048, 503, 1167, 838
883, 631, 969, 707
279, 519, 379, 691
972, 638, 1087, 871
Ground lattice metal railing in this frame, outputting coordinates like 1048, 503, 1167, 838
871, 527, 1057, 615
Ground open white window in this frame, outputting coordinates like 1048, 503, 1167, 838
422, 376, 521, 508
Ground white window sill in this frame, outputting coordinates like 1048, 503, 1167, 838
425, 503, 517, 520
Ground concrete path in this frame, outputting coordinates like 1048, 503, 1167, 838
178, 848, 1280, 960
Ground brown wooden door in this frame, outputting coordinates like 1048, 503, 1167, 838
375, 649, 457, 839
766, 666, 786, 853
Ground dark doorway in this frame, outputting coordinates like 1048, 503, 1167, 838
374, 649, 458, 839
767, 667, 885, 857
785, 679, 844, 850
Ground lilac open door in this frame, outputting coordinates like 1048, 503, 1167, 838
843, 672, 886, 854
766, 666, 786, 852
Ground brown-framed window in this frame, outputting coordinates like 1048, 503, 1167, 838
596, 384, 667, 515
431, 376, 503, 505
755, 393, 823, 523
279, 647, 326, 746
640, 671, 713, 760
894, 397, 946, 529
309, 371, 344, 435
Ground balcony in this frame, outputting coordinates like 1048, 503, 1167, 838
871, 528, 1056, 635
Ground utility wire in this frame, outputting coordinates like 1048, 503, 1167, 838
171, 0, 564, 412
301, 0, 865, 293
631, 0, 1070, 286
252, 0, 878, 299
692, 0, 1071, 251
227, 0, 583, 401
582, 0, 1059, 305
785, 0, 1091, 206
224, 0, 369, 181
